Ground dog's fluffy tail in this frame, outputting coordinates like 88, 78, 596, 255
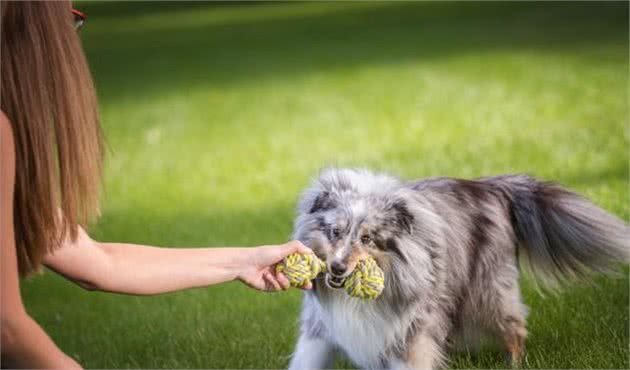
493, 175, 629, 286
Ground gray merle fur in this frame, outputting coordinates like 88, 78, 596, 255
288, 168, 628, 370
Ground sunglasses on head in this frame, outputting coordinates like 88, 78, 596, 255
72, 9, 86, 31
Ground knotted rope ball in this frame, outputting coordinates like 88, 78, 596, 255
275, 253, 326, 288
275, 253, 385, 300
342, 257, 385, 300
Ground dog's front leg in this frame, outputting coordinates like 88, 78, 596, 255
390, 329, 448, 370
406, 332, 446, 370
288, 333, 335, 370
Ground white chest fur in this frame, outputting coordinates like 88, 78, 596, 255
317, 293, 404, 369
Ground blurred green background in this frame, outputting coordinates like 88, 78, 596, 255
22, 1, 628, 368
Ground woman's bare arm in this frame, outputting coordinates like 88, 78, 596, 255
44, 231, 312, 295
0, 114, 81, 369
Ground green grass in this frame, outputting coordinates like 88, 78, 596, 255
22, 1, 628, 368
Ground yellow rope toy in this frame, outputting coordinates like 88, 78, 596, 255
275, 253, 385, 300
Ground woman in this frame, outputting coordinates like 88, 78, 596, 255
0, 2, 310, 368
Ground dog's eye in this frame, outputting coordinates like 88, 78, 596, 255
331, 227, 341, 239
361, 235, 372, 244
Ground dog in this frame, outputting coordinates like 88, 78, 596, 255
288, 168, 628, 370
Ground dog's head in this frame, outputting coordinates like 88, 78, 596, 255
294, 168, 415, 289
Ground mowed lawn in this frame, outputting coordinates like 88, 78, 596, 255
21, 2, 628, 369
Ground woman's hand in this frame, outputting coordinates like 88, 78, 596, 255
238, 240, 313, 292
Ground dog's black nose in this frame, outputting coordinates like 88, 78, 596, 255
330, 261, 347, 276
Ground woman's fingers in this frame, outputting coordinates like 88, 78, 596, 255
263, 270, 282, 291
275, 271, 291, 290
251, 241, 314, 292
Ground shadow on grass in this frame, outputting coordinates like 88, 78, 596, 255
80, 1, 628, 102
78, 1, 266, 20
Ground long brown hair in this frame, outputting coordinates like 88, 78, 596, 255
1, 1, 103, 276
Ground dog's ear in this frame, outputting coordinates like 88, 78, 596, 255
309, 191, 337, 213
391, 200, 414, 234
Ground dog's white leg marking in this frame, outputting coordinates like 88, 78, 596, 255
288, 334, 335, 370
390, 358, 414, 370
409, 334, 443, 370
392, 333, 445, 370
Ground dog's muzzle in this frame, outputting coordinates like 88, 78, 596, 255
325, 274, 346, 289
